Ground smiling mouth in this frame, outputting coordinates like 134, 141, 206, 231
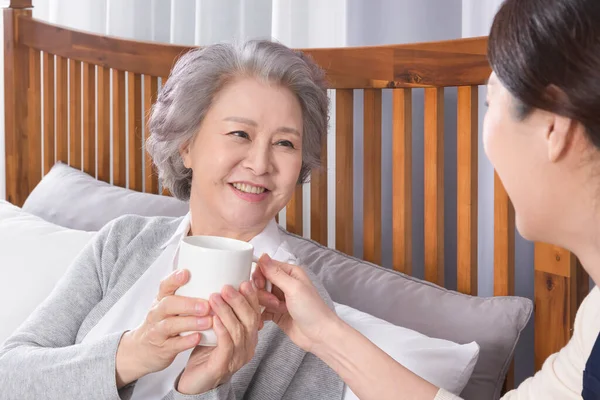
231, 182, 268, 194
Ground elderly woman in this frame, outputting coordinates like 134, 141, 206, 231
255, 0, 600, 399
0, 40, 343, 400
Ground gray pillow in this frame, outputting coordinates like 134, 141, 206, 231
282, 230, 532, 400
22, 163, 189, 231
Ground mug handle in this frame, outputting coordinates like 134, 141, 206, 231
251, 261, 272, 313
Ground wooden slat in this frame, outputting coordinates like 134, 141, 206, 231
27, 48, 42, 193
392, 89, 412, 274
69, 59, 81, 170
363, 89, 382, 264
457, 86, 478, 295
128, 72, 143, 191
144, 75, 159, 193
42, 52, 55, 175
335, 89, 354, 255
494, 172, 516, 391
310, 140, 327, 246
4, 8, 32, 206
286, 186, 303, 236
113, 69, 126, 187
97, 66, 110, 183
534, 244, 589, 371
55, 56, 68, 163
493, 173, 515, 296
82, 63, 96, 177
424, 87, 444, 285
17, 16, 490, 88
9, 1, 32, 8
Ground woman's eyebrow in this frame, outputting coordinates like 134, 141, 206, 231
223, 116, 300, 136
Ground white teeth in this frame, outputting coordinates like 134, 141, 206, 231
232, 183, 266, 194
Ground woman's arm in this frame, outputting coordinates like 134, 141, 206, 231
0, 221, 127, 400
255, 255, 459, 400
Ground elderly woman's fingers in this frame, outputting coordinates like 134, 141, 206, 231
239, 281, 260, 314
218, 286, 260, 335
148, 295, 210, 324
149, 316, 212, 343
157, 269, 190, 301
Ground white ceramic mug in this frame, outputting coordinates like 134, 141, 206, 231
175, 235, 272, 346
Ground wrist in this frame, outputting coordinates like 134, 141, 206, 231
310, 313, 347, 359
177, 369, 229, 395
115, 330, 147, 388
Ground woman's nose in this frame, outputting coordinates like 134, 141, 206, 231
242, 143, 272, 176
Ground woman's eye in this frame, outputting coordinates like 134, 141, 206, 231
229, 131, 250, 139
276, 140, 295, 149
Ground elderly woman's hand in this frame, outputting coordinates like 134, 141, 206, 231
115, 269, 212, 388
176, 281, 261, 395
253, 254, 339, 353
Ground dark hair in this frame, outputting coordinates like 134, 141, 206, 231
488, 0, 600, 148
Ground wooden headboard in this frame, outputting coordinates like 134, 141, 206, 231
3, 0, 589, 388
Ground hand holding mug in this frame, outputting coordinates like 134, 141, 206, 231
177, 281, 262, 394
115, 269, 212, 388
253, 254, 339, 353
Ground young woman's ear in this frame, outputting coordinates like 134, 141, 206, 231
546, 114, 575, 163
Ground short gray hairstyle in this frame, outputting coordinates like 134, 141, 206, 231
147, 40, 329, 201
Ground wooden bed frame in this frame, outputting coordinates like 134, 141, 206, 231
3, 0, 590, 390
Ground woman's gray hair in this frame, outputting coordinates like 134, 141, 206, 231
146, 40, 329, 201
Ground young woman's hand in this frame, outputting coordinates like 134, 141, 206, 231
253, 254, 339, 353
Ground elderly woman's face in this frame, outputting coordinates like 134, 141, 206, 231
182, 77, 303, 232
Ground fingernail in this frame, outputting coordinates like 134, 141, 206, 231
263, 254, 272, 265
196, 301, 206, 313
176, 270, 185, 280
197, 317, 211, 328
222, 285, 236, 299
270, 298, 280, 308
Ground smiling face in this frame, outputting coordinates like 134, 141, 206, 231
181, 77, 303, 238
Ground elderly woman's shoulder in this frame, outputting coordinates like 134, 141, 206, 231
95, 214, 185, 250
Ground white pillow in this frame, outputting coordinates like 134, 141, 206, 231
0, 200, 96, 344
335, 302, 479, 398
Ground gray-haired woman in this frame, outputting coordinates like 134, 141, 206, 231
0, 40, 344, 400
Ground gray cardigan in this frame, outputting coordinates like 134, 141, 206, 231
0, 215, 344, 400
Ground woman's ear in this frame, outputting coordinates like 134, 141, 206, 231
180, 142, 192, 169
547, 114, 575, 163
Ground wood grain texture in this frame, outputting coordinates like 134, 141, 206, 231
534, 244, 589, 371
17, 16, 490, 88
4, 8, 32, 206
97, 66, 110, 183
55, 56, 68, 163
494, 172, 515, 296
363, 89, 382, 264
457, 86, 478, 295
143, 75, 159, 193
424, 87, 444, 285
69, 59, 81, 170
9, 0, 32, 8
392, 88, 412, 274
128, 72, 143, 191
42, 52, 55, 175
310, 140, 328, 246
82, 63, 96, 177
286, 186, 303, 236
335, 89, 354, 255
112, 69, 126, 187
27, 48, 41, 193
